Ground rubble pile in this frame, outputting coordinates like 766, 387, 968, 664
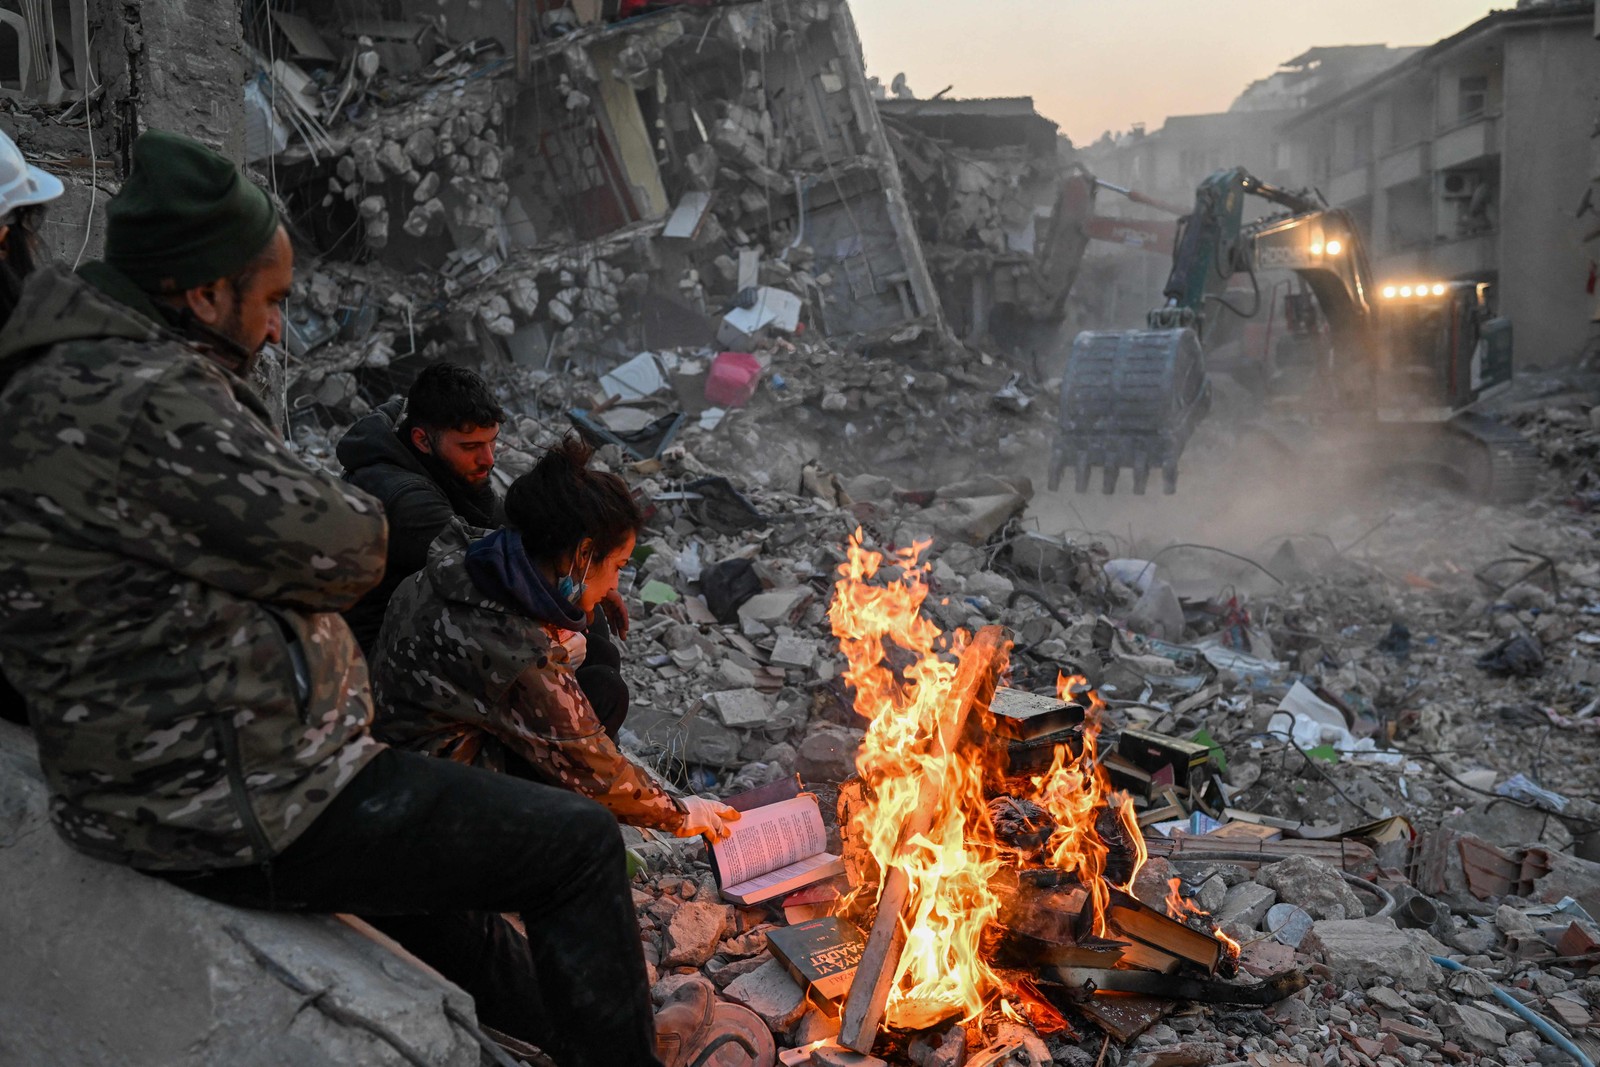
83, 2, 1600, 1065
550, 377, 1600, 1065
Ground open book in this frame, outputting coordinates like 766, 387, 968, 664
710, 793, 845, 905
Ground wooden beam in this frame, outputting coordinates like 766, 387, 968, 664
837, 626, 1008, 1054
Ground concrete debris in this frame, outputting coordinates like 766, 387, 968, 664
0, 725, 481, 1067
1302, 919, 1448, 990
14, 0, 1600, 1064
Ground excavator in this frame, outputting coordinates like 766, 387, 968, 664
1046, 166, 1538, 501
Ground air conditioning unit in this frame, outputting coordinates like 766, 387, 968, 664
1441, 171, 1481, 200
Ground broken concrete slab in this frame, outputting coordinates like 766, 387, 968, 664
722, 958, 807, 1031
707, 688, 776, 728
769, 636, 818, 671
1215, 882, 1277, 930
0, 723, 480, 1066
1302, 919, 1448, 991
737, 589, 815, 628
794, 725, 864, 784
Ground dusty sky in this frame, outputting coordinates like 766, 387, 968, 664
853, 0, 1499, 145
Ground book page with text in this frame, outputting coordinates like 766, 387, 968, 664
724, 853, 844, 903
711, 795, 827, 887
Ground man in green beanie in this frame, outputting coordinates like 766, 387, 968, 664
0, 129, 666, 1067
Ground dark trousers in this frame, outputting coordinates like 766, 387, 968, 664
158, 748, 662, 1067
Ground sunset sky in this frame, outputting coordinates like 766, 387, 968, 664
852, 1, 1500, 145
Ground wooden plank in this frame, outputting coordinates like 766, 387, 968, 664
837, 627, 1007, 1054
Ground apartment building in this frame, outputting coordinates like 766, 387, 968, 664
1280, 1, 1600, 366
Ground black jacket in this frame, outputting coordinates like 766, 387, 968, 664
337, 398, 502, 653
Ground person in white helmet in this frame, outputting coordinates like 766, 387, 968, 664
0, 128, 64, 322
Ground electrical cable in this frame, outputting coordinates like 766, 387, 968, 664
71, 0, 95, 269
1431, 956, 1595, 1067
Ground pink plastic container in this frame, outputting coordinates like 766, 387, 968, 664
704, 351, 762, 408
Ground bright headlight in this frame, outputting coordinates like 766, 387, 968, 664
1326, 240, 1343, 255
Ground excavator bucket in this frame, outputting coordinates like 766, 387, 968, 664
1048, 328, 1212, 495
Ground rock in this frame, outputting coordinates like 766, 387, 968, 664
1365, 985, 1412, 1014
1255, 856, 1368, 920
738, 589, 814, 627
795, 725, 863, 784
790, 1008, 842, 1047
770, 636, 817, 670
0, 724, 479, 1066
1215, 882, 1277, 929
1302, 919, 1447, 990
1196, 874, 1229, 915
842, 473, 896, 503
662, 901, 731, 967
962, 570, 1015, 603
1446, 1002, 1508, 1054
723, 959, 807, 1031
707, 688, 774, 728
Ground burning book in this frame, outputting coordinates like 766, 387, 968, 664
822, 531, 1258, 1056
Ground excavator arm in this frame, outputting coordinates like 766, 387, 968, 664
1050, 168, 1377, 494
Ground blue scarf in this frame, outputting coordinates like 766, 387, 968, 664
464, 528, 586, 631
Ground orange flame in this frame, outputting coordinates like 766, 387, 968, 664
831, 531, 1002, 1027
1165, 877, 1205, 921
830, 533, 1182, 1030
1027, 674, 1146, 935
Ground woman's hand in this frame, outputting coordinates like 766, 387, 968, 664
599, 588, 630, 640
674, 796, 741, 842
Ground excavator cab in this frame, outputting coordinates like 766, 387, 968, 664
1374, 280, 1512, 419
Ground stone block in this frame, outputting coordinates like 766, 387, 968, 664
663, 901, 732, 968
1255, 855, 1368, 920
723, 959, 807, 1031
708, 688, 774, 728
0, 724, 479, 1066
737, 589, 814, 628
1302, 918, 1447, 991
1215, 882, 1277, 930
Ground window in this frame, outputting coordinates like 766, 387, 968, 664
1458, 76, 1489, 121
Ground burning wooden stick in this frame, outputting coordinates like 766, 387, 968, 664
838, 626, 1008, 1054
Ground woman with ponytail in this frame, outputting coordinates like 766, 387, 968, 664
370, 434, 738, 842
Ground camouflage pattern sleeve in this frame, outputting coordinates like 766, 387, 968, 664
499, 661, 686, 832
114, 356, 388, 612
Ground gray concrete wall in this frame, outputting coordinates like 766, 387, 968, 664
1498, 24, 1600, 366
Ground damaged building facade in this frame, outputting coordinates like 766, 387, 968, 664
263, 0, 948, 390
1280, 0, 1600, 367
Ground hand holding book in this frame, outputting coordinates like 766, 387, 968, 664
675, 795, 741, 842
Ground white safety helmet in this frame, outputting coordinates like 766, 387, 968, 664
0, 129, 62, 222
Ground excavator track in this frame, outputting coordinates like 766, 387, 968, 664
1049, 328, 1211, 494
1443, 411, 1542, 505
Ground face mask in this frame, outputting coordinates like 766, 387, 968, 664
557, 555, 591, 603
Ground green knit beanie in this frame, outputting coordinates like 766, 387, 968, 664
104, 130, 280, 293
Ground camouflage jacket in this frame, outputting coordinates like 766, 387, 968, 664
0, 264, 388, 870
371, 550, 685, 831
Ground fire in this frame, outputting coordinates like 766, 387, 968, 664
1165, 877, 1205, 921
1028, 674, 1147, 936
831, 531, 1003, 1027
829, 532, 1214, 1036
